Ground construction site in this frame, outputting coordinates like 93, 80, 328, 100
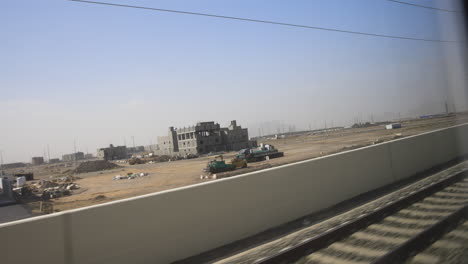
154, 120, 257, 156
3, 0, 468, 262
0, 113, 466, 215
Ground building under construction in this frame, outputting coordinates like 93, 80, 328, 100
62, 152, 85, 162
155, 120, 256, 156
31, 157, 44, 166
97, 145, 128, 161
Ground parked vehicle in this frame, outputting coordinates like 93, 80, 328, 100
236, 144, 284, 162
203, 155, 236, 173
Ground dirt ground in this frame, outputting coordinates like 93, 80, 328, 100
8, 113, 468, 213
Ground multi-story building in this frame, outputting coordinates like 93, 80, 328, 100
144, 144, 159, 153
49, 158, 60, 164
155, 120, 256, 156
31, 157, 44, 166
156, 127, 179, 156
62, 152, 85, 162
127, 146, 145, 154
97, 144, 128, 160
220, 120, 252, 151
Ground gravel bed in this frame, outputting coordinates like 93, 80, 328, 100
406, 221, 468, 264
299, 175, 468, 263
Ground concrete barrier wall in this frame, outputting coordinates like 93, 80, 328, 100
455, 124, 468, 157
3, 215, 67, 263
2, 124, 468, 264
390, 124, 468, 181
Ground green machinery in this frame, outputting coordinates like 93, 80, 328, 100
236, 144, 284, 162
203, 155, 237, 174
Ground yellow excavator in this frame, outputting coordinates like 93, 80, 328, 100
230, 157, 247, 169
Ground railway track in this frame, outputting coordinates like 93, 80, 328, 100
258, 172, 468, 264
213, 164, 468, 264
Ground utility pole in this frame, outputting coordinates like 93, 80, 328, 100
47, 144, 50, 163
73, 140, 77, 165
132, 136, 135, 149
0, 150, 4, 176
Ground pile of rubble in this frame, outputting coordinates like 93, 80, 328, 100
15, 176, 81, 200
113, 172, 149, 180
154, 155, 171, 162
74, 160, 119, 174
126, 154, 200, 165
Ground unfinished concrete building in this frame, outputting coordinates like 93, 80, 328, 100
144, 144, 159, 153
97, 145, 128, 161
155, 120, 256, 156
31, 157, 44, 166
127, 146, 145, 154
62, 152, 85, 162
156, 127, 179, 156
220, 120, 254, 151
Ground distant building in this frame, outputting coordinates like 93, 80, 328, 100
220, 120, 256, 151
49, 158, 60, 164
155, 120, 256, 156
127, 146, 145, 154
144, 144, 159, 152
84, 153, 94, 159
97, 144, 127, 160
31, 157, 44, 166
157, 127, 180, 156
0, 162, 27, 170
62, 152, 85, 162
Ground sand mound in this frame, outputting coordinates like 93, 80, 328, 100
74, 160, 119, 174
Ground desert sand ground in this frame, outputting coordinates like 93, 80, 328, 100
8, 114, 468, 213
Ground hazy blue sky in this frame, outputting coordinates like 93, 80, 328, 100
1, 0, 466, 163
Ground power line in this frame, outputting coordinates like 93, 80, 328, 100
69, 0, 458, 43
385, 0, 460, 13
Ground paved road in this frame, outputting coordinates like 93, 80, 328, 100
0, 204, 33, 224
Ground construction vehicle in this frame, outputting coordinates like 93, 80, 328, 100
230, 157, 248, 169
203, 155, 237, 174
128, 158, 145, 165
236, 144, 284, 162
